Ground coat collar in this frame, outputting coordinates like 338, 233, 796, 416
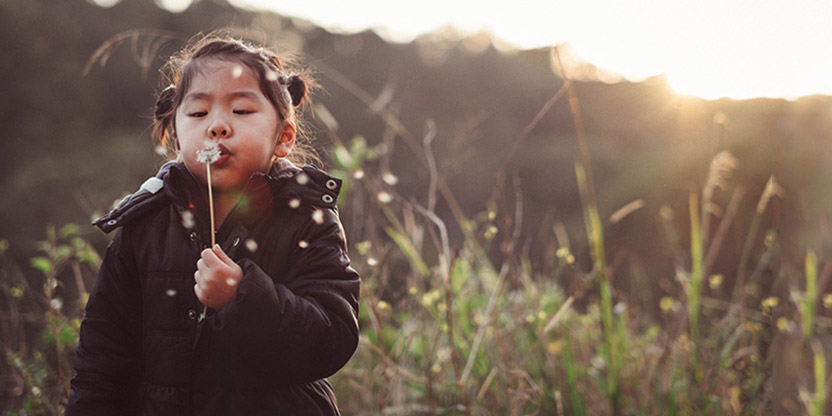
93, 159, 344, 234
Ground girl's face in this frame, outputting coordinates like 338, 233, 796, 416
174, 58, 295, 192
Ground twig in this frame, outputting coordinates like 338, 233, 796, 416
542, 295, 574, 333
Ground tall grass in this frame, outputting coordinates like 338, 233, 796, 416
2, 46, 831, 415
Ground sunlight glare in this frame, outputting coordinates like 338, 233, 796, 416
229, 0, 832, 100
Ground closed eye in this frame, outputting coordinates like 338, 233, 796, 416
233, 109, 254, 115
189, 111, 207, 118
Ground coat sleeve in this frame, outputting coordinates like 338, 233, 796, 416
211, 206, 360, 384
67, 230, 142, 415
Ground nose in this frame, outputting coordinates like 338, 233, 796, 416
209, 118, 232, 138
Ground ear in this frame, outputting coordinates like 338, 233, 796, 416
274, 121, 296, 158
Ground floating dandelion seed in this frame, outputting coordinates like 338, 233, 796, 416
181, 210, 195, 229
166, 289, 177, 297
377, 192, 392, 203
231, 64, 244, 79
245, 238, 258, 252
155, 145, 168, 156
296, 173, 310, 185
382, 172, 398, 185
288, 198, 301, 209
353, 170, 365, 179
312, 209, 324, 224
298, 240, 309, 249
226, 278, 238, 286
367, 258, 378, 266
266, 70, 278, 81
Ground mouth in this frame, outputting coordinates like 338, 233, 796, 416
214, 144, 231, 165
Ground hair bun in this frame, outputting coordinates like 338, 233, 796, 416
155, 85, 176, 120
286, 75, 306, 106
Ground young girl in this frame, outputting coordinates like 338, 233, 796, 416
68, 34, 360, 415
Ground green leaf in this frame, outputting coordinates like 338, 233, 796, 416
29, 256, 52, 277
59, 223, 80, 238
55, 244, 72, 262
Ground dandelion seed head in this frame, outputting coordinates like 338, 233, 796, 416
776, 317, 790, 333
166, 289, 177, 297
298, 240, 309, 249
31, 386, 42, 397
245, 238, 258, 252
296, 173, 310, 185
382, 172, 398, 185
196, 143, 221, 164
377, 191, 392, 203
709, 274, 724, 289
10, 285, 23, 298
312, 209, 325, 224
231, 64, 244, 79
288, 198, 301, 209
353, 169, 365, 179
546, 340, 563, 355
613, 302, 626, 315
761, 296, 779, 314
367, 257, 378, 266
50, 298, 63, 311
824, 294, 832, 309
181, 210, 195, 229
659, 297, 676, 313
484, 225, 498, 239
355, 240, 371, 255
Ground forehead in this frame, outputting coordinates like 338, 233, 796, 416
184, 58, 263, 98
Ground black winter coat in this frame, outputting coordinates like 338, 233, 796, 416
67, 161, 360, 415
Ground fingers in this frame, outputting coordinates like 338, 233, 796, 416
193, 244, 243, 310
212, 244, 234, 265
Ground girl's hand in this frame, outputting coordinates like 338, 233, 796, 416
194, 245, 243, 310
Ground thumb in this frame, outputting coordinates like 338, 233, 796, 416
213, 244, 234, 265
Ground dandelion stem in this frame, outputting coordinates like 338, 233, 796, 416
204, 162, 215, 317
206, 162, 216, 247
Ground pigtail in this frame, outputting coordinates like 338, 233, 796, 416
286, 75, 307, 107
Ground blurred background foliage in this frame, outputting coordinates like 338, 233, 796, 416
2, 0, 832, 414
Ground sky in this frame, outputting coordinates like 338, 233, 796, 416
157, 0, 832, 100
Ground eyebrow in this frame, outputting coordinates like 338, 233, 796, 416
183, 90, 261, 102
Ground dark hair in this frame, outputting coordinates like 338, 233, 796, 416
153, 32, 318, 165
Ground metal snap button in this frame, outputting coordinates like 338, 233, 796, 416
188, 309, 197, 320
106, 219, 117, 226
232, 237, 241, 247
189, 231, 197, 241
322, 194, 334, 204
325, 179, 338, 190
